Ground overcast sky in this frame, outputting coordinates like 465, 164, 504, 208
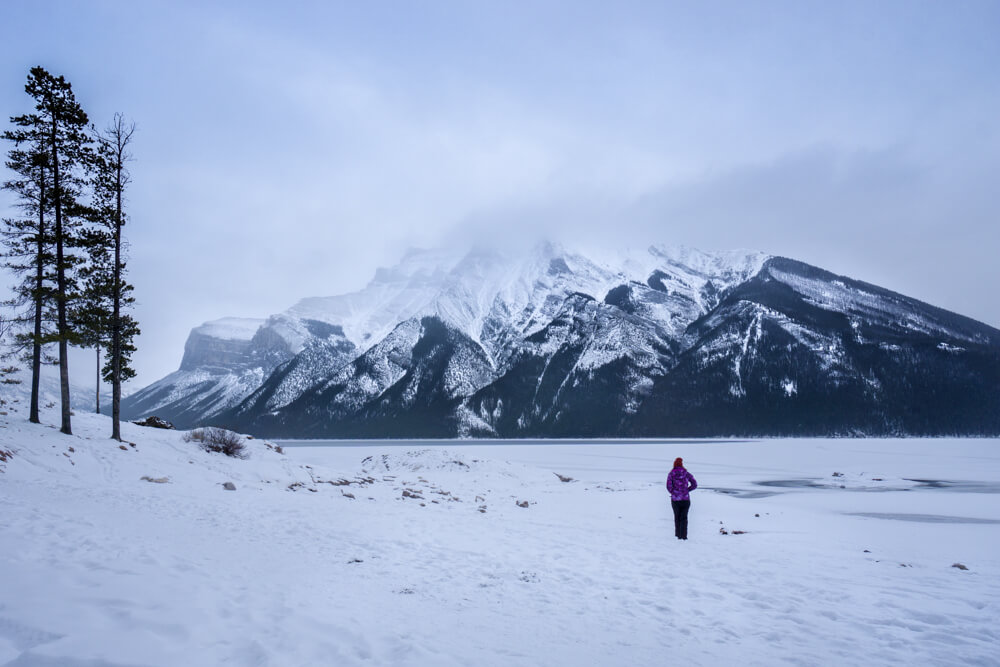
2, 0, 999, 389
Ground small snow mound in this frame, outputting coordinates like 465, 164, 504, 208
361, 449, 483, 474
359, 449, 560, 485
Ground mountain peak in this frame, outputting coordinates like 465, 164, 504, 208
192, 317, 264, 341
123, 242, 1000, 436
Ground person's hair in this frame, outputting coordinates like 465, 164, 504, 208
673, 457, 683, 468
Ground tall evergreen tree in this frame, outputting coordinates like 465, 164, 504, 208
73, 230, 112, 413
18, 66, 92, 435
2, 112, 56, 423
88, 114, 138, 440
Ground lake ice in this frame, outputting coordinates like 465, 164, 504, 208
1, 406, 998, 666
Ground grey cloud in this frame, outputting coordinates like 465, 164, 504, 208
446, 144, 1000, 329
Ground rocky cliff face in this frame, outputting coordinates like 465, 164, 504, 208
628, 257, 1000, 436
226, 316, 495, 438
125, 244, 1000, 437
461, 292, 677, 437
121, 316, 353, 429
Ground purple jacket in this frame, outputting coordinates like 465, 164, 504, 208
666, 467, 697, 501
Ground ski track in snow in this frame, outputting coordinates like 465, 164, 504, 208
1, 401, 998, 666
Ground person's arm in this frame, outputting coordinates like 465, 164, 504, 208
687, 472, 697, 492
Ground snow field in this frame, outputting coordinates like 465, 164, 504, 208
1, 400, 998, 666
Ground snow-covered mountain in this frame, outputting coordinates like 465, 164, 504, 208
3, 364, 110, 415
120, 315, 355, 427
122, 243, 1000, 436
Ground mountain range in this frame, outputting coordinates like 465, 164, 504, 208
121, 243, 1000, 437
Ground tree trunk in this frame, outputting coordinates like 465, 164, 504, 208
95, 346, 100, 414
29, 163, 45, 424
51, 119, 71, 435
30, 293, 42, 423
111, 155, 122, 441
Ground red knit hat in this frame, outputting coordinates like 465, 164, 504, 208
673, 457, 683, 468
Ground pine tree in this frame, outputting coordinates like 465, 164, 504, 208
18, 66, 92, 435
73, 226, 112, 413
2, 109, 56, 424
89, 114, 138, 440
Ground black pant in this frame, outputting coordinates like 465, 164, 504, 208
671, 499, 691, 539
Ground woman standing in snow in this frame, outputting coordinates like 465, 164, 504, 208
667, 457, 697, 540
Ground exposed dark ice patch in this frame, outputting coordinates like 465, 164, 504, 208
754, 479, 827, 489
709, 487, 781, 499
848, 513, 1000, 524
904, 479, 1000, 494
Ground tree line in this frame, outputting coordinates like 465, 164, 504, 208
2, 66, 138, 441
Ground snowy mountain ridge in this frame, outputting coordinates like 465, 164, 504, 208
121, 242, 1000, 437
284, 243, 767, 354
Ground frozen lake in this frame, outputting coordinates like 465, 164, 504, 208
4, 413, 999, 666
279, 436, 1000, 494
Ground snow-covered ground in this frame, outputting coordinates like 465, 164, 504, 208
1, 393, 998, 666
